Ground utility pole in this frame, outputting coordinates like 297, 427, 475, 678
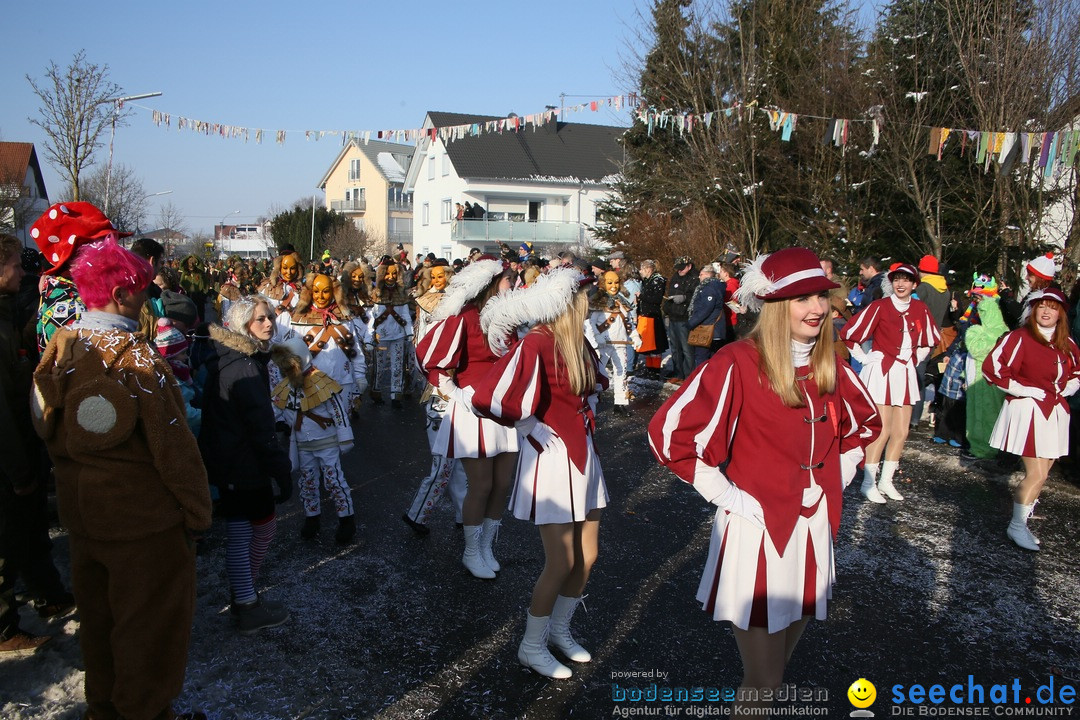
101, 91, 162, 215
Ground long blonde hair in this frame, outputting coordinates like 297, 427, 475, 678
550, 289, 596, 396
749, 297, 836, 407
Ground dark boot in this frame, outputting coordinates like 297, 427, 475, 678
301, 514, 321, 540
401, 513, 430, 537
335, 515, 356, 545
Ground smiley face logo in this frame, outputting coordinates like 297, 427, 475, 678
848, 678, 877, 708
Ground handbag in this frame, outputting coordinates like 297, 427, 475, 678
687, 321, 717, 348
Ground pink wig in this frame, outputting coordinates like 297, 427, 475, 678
70, 235, 154, 309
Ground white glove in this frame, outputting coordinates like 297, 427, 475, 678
915, 346, 931, 365
516, 417, 559, 452
1006, 380, 1046, 401
1064, 378, 1080, 398
840, 447, 864, 489
692, 461, 765, 529
439, 378, 476, 412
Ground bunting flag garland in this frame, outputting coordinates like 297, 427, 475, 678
140, 93, 638, 149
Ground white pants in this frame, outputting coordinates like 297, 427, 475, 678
298, 445, 353, 518
598, 344, 630, 406
375, 337, 406, 397
406, 397, 468, 525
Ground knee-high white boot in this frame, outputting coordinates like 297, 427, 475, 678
877, 460, 904, 501
518, 611, 572, 679
462, 525, 496, 579
1006, 502, 1040, 551
548, 595, 591, 663
480, 518, 501, 572
861, 463, 886, 504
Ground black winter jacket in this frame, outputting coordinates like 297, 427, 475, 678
662, 272, 698, 322
688, 278, 728, 342
638, 273, 667, 318
198, 324, 290, 492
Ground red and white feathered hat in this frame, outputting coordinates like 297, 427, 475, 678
480, 267, 587, 356
735, 247, 838, 311
1026, 252, 1057, 282
430, 255, 506, 322
1019, 287, 1068, 324
30, 201, 131, 276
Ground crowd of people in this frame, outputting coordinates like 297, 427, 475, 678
1, 198, 1076, 717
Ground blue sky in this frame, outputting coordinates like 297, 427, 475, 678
1, 0, 879, 237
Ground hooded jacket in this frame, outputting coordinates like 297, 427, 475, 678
31, 326, 212, 540
198, 324, 291, 492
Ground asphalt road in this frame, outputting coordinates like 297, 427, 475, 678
3, 378, 1079, 719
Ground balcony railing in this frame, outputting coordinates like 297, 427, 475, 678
331, 198, 366, 212
452, 218, 585, 243
388, 200, 413, 212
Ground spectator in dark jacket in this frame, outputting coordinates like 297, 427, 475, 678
662, 257, 698, 381
856, 256, 887, 311
636, 260, 668, 371
687, 266, 727, 368
199, 294, 292, 633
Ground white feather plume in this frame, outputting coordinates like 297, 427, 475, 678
431, 259, 504, 322
735, 253, 773, 312
481, 268, 584, 356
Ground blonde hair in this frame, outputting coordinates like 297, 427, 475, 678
550, 289, 596, 396
749, 296, 836, 407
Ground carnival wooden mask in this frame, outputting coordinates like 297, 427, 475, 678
430, 265, 448, 290
603, 271, 621, 296
312, 274, 333, 308
281, 254, 300, 283
384, 264, 399, 286
350, 267, 366, 290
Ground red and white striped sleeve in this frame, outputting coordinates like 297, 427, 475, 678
982, 330, 1024, 391
471, 333, 543, 426
915, 302, 942, 348
837, 362, 881, 454
647, 354, 742, 486
415, 313, 466, 388
840, 302, 881, 348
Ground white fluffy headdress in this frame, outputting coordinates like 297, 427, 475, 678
431, 258, 505, 322
734, 254, 771, 312
481, 267, 584, 356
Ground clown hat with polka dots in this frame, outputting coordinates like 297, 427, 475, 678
30, 202, 131, 276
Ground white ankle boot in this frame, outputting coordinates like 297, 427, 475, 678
878, 461, 904, 501
480, 518, 501, 572
1006, 502, 1040, 551
518, 611, 572, 679
861, 465, 886, 504
548, 595, 591, 663
462, 525, 496, 579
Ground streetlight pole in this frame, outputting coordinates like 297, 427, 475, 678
100, 91, 163, 215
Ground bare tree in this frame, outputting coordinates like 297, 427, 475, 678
324, 221, 378, 261
70, 163, 147, 235
26, 51, 127, 202
156, 201, 189, 258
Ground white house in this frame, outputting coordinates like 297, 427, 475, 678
215, 222, 275, 259
0, 142, 50, 248
1035, 97, 1079, 252
403, 111, 624, 261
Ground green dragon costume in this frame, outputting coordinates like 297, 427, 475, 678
964, 296, 1008, 458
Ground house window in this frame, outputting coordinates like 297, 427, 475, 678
349, 158, 361, 181
428, 155, 435, 181
442, 154, 450, 176
422, 202, 430, 226
441, 199, 452, 223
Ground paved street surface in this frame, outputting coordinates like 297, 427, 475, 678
2, 379, 1079, 719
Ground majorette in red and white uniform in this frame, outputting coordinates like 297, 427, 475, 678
983, 289, 1080, 459
472, 326, 609, 524
840, 283, 941, 406
650, 247, 880, 633
416, 258, 518, 458
649, 339, 879, 632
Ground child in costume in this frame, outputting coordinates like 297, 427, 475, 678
585, 270, 639, 413
271, 336, 357, 544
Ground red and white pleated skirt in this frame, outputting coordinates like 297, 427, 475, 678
989, 397, 1069, 459
696, 496, 833, 634
860, 359, 918, 407
431, 397, 519, 459
509, 433, 608, 525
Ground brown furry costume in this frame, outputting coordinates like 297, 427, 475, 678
257, 251, 302, 311
339, 262, 372, 322
287, 273, 357, 360
373, 262, 410, 307
32, 326, 211, 720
